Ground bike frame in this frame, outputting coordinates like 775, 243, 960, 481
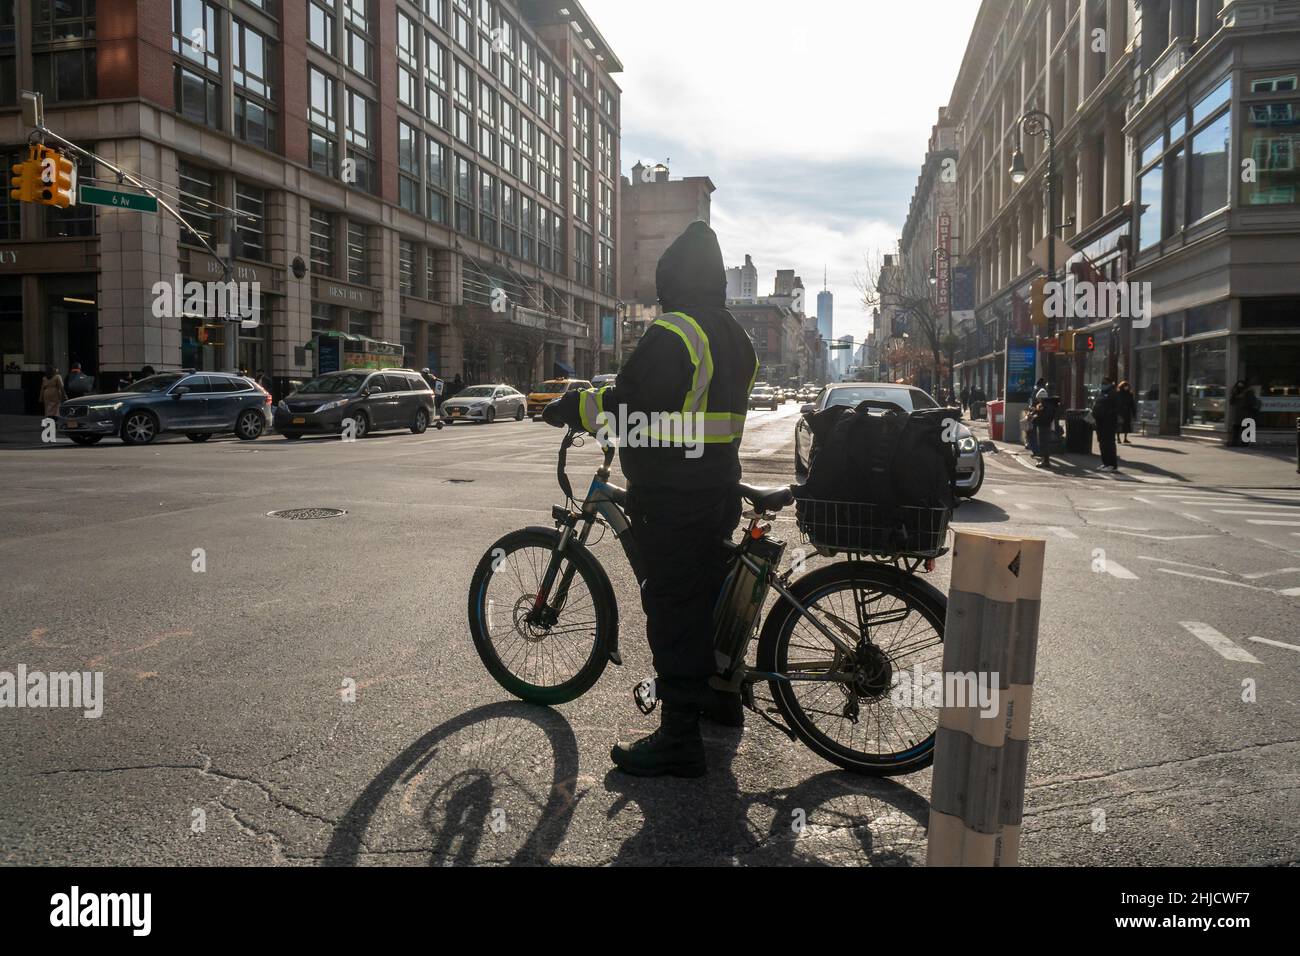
530, 430, 869, 682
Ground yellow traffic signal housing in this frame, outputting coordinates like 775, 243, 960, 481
9, 147, 41, 203
1030, 277, 1048, 327
1056, 331, 1073, 354
38, 148, 76, 208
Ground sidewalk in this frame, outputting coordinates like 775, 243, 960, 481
968, 419, 1299, 489
0, 413, 46, 446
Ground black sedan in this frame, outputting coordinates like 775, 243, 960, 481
58, 372, 271, 445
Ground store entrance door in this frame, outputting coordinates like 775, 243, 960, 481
50, 299, 99, 384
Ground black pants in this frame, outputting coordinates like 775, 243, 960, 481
1097, 426, 1118, 468
626, 484, 742, 704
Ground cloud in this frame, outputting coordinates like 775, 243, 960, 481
587, 0, 981, 347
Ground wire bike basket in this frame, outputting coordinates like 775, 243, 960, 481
792, 498, 952, 560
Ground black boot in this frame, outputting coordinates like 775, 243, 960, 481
611, 701, 706, 777
700, 688, 744, 728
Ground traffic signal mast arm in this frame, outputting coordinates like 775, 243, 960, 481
26, 124, 230, 282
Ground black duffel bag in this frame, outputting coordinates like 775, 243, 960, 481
794, 399, 956, 555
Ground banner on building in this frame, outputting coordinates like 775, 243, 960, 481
951, 266, 976, 323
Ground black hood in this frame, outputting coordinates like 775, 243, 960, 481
656, 220, 726, 314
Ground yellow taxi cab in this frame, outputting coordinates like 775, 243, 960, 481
526, 378, 592, 419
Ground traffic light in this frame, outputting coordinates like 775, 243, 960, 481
38, 148, 76, 208
9, 149, 41, 204
1057, 331, 1074, 354
1030, 277, 1048, 327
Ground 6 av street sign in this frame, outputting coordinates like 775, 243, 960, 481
78, 184, 158, 213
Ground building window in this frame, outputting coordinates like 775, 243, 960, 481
233, 19, 276, 150
397, 10, 418, 110
310, 208, 334, 274
1189, 110, 1231, 222
309, 66, 337, 177
348, 310, 371, 336
479, 170, 497, 246
398, 120, 421, 213
311, 301, 336, 334
234, 182, 266, 260
0, 5, 17, 107
1243, 91, 1298, 205
344, 0, 372, 78
399, 241, 416, 296
178, 161, 217, 247
426, 139, 448, 224
32, 0, 97, 101
0, 148, 20, 238
345, 89, 375, 191
309, 1, 334, 53
347, 221, 369, 284
426, 0, 445, 29
175, 61, 219, 125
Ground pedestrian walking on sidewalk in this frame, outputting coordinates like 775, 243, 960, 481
1093, 379, 1121, 473
1116, 380, 1136, 444
40, 367, 66, 417
1032, 378, 1056, 468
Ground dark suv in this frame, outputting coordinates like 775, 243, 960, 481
274, 369, 436, 439
58, 371, 271, 445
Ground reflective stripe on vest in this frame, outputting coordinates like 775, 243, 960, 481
578, 385, 611, 433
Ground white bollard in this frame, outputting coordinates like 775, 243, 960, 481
927, 530, 1046, 866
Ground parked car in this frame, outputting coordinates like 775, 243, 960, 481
442, 384, 527, 424
526, 378, 592, 419
58, 371, 271, 446
274, 368, 436, 439
794, 382, 984, 498
748, 385, 780, 410
591, 373, 617, 388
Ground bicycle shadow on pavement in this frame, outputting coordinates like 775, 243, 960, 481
602, 726, 931, 866
323, 700, 582, 866
950, 499, 1011, 523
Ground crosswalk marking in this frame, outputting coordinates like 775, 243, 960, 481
1157, 569, 1263, 590
1179, 622, 1262, 663
1137, 556, 1228, 575
1243, 568, 1300, 579
1103, 560, 1139, 580
1046, 526, 1078, 539
1213, 509, 1300, 516
1249, 636, 1300, 653
1248, 519, 1300, 527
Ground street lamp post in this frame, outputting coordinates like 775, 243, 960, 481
1009, 108, 1058, 389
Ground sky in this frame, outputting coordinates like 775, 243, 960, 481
583, 0, 982, 347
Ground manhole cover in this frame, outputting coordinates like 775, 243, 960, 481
266, 508, 347, 520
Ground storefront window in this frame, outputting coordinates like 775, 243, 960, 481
1133, 348, 1160, 423
1138, 162, 1163, 249
1183, 339, 1227, 429
1189, 111, 1231, 222
1243, 98, 1298, 206
1239, 337, 1300, 429
1184, 301, 1229, 337
311, 302, 335, 334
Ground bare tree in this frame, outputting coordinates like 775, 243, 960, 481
856, 246, 948, 391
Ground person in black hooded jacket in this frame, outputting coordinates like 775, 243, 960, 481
543, 220, 758, 778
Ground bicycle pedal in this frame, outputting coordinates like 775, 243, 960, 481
633, 679, 657, 715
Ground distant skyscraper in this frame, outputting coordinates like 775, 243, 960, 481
817, 268, 834, 344
725, 254, 758, 303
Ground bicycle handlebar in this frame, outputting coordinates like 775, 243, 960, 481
556, 428, 615, 500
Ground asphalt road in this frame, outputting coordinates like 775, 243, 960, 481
1, 403, 1297, 866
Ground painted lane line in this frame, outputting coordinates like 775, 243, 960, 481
1103, 560, 1139, 580
1214, 509, 1300, 517
991, 488, 1007, 496
1046, 526, 1078, 539
1178, 622, 1262, 664
1243, 568, 1300, 580
1136, 556, 1229, 575
1278, 587, 1300, 598
1157, 569, 1265, 591
1105, 530, 1217, 541
1249, 636, 1300, 653
1248, 520, 1300, 527
1079, 506, 1124, 512
1131, 496, 1156, 505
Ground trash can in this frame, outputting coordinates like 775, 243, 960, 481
988, 400, 1005, 442
1065, 409, 1093, 454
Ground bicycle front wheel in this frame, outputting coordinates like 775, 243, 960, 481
756, 561, 947, 776
468, 528, 615, 705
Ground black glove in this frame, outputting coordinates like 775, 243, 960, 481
541, 396, 569, 428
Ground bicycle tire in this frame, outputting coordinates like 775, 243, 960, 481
756, 560, 948, 776
468, 528, 614, 705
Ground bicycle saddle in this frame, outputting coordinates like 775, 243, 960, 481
738, 483, 795, 512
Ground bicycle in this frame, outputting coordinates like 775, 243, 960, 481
467, 428, 952, 776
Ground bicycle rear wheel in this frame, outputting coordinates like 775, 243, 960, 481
468, 528, 615, 705
756, 560, 947, 776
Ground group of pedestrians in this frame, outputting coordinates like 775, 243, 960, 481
958, 385, 988, 418
38, 361, 97, 416
1090, 379, 1136, 473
